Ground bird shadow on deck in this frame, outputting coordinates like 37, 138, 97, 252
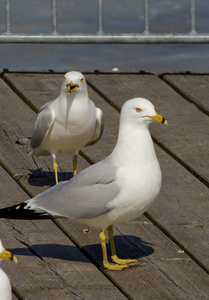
27, 168, 73, 187
10, 236, 154, 264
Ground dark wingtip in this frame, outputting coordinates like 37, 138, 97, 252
15, 137, 31, 145
0, 202, 52, 220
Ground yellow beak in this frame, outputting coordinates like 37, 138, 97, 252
149, 113, 168, 125
0, 249, 18, 263
66, 81, 79, 94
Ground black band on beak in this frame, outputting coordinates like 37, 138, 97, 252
161, 117, 166, 124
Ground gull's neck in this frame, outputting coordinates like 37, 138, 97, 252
58, 89, 89, 116
57, 87, 90, 130
111, 121, 157, 167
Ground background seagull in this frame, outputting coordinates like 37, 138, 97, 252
17, 71, 104, 184
2, 98, 167, 270
0, 239, 18, 300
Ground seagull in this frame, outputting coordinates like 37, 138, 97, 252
0, 239, 18, 300
2, 98, 167, 270
17, 71, 104, 184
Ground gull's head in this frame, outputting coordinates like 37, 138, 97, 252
121, 98, 167, 127
0, 239, 18, 263
62, 71, 87, 95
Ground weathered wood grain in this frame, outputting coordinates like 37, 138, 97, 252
0, 166, 127, 300
85, 71, 209, 271
150, 145, 209, 272
159, 72, 209, 114
2, 69, 207, 260
2, 70, 119, 162
85, 71, 209, 186
5, 70, 207, 270
2, 150, 209, 300
1, 69, 63, 112
0, 76, 90, 195
1, 70, 209, 299
57, 215, 209, 300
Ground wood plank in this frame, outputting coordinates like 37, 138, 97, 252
83, 72, 209, 271
0, 166, 127, 300
1, 71, 209, 298
1, 69, 63, 112
1, 69, 207, 270
159, 72, 209, 114
2, 70, 118, 162
57, 144, 209, 278
85, 71, 209, 186
150, 145, 209, 271
0, 76, 90, 196
2, 143, 209, 299
2, 70, 68, 112
57, 216, 209, 300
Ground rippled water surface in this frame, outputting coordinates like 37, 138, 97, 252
0, 0, 208, 73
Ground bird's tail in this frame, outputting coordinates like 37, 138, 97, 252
15, 137, 31, 145
0, 202, 53, 220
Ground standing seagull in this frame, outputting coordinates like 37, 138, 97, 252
2, 98, 167, 270
0, 240, 18, 300
18, 71, 104, 183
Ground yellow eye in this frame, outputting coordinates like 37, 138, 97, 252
64, 76, 66, 80
80, 78, 84, 82
136, 108, 141, 113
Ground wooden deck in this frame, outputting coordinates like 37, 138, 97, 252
0, 69, 209, 300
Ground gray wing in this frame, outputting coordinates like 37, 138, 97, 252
39, 99, 55, 112
31, 108, 55, 149
85, 107, 104, 146
28, 158, 119, 219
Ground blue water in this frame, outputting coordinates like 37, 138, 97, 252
0, 0, 209, 73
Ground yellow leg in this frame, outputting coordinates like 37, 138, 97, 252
99, 231, 128, 270
108, 225, 137, 265
53, 159, 59, 184
73, 155, 77, 176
